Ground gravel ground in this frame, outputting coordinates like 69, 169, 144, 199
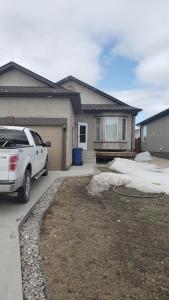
19, 177, 63, 300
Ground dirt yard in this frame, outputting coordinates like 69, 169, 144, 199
40, 176, 169, 300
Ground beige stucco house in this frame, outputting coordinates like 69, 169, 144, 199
0, 62, 141, 170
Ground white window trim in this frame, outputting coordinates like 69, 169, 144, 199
121, 117, 127, 142
105, 117, 118, 142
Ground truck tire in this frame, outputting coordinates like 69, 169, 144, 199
18, 169, 31, 203
42, 158, 48, 176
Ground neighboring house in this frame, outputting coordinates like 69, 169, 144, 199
0, 62, 141, 170
137, 108, 169, 159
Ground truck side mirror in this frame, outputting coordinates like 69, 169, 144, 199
43, 141, 51, 147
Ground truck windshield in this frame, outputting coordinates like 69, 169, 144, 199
0, 129, 29, 147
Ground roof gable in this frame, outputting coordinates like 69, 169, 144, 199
57, 75, 129, 106
0, 62, 58, 88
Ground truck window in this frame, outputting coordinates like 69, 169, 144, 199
31, 131, 43, 146
0, 129, 29, 147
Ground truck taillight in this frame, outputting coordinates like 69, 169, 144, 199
9, 155, 18, 171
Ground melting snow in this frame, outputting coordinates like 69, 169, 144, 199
87, 172, 131, 196
88, 158, 169, 196
135, 151, 152, 162
110, 158, 169, 194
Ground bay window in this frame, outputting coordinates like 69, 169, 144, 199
95, 116, 128, 142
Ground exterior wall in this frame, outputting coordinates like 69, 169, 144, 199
61, 80, 114, 105
75, 112, 133, 151
0, 69, 47, 87
0, 97, 74, 167
141, 115, 169, 154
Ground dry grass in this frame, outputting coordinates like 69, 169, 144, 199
40, 176, 169, 300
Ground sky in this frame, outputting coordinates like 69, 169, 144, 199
0, 0, 169, 123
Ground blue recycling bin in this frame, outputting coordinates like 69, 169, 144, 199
72, 148, 83, 165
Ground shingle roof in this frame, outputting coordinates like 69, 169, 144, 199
137, 108, 169, 126
82, 104, 141, 113
0, 86, 73, 95
0, 86, 82, 113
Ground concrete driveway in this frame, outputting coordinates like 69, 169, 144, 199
0, 172, 58, 300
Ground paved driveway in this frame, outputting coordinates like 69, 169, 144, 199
0, 172, 58, 300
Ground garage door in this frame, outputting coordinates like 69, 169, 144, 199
28, 126, 63, 170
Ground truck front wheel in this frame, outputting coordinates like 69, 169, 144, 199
18, 169, 31, 203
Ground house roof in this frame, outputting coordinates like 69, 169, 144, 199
137, 108, 169, 126
0, 86, 82, 113
82, 104, 141, 114
0, 61, 59, 88
57, 75, 140, 108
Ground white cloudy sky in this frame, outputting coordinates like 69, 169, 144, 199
0, 0, 169, 122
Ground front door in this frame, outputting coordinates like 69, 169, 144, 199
78, 122, 88, 150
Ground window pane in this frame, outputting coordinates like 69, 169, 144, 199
105, 117, 118, 141
0, 129, 29, 146
80, 126, 86, 135
122, 118, 127, 141
95, 118, 101, 142
80, 134, 86, 143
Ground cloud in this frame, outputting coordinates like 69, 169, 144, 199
108, 88, 169, 122
0, 0, 168, 118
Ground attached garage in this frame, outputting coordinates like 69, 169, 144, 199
28, 126, 63, 171
0, 62, 82, 171
0, 117, 67, 171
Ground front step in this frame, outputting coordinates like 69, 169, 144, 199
34, 168, 47, 180
82, 150, 96, 165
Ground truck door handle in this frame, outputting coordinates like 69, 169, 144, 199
36, 150, 38, 155
41, 149, 43, 153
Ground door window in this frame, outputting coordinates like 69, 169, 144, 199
80, 125, 86, 143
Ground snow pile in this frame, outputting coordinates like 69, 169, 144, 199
135, 151, 152, 162
87, 172, 131, 196
110, 158, 169, 194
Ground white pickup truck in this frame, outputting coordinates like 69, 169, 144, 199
0, 126, 51, 203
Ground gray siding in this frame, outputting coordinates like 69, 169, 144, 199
141, 115, 169, 153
